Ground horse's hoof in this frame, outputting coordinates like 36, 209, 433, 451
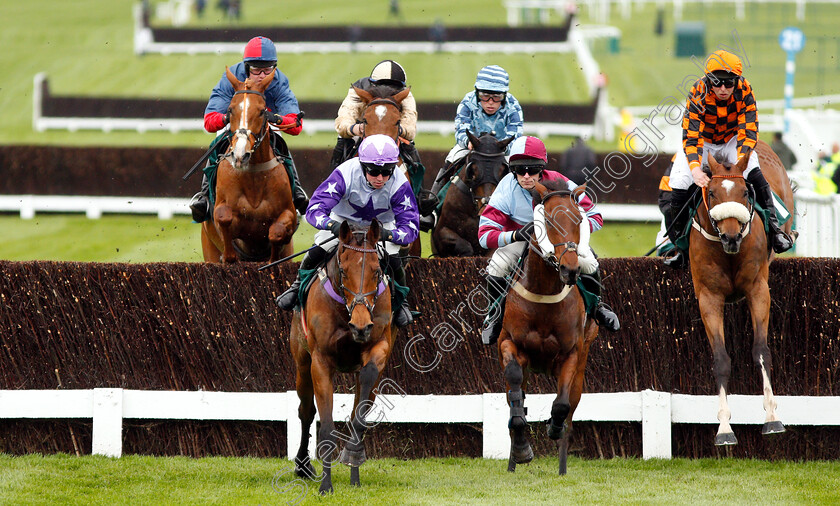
547, 421, 565, 441
512, 443, 533, 464
762, 421, 786, 435
294, 457, 318, 480
714, 432, 738, 446
318, 482, 333, 495
339, 447, 367, 467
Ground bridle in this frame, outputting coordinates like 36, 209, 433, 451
229, 89, 270, 156
454, 151, 508, 211
538, 190, 580, 272
358, 97, 403, 139
332, 231, 385, 318
698, 173, 755, 241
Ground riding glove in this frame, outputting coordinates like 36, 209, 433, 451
328, 220, 342, 238
512, 222, 535, 243
379, 228, 394, 243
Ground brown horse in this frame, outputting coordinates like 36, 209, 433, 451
289, 219, 394, 494
498, 180, 599, 475
354, 86, 422, 259
690, 140, 795, 445
201, 67, 298, 263
431, 131, 512, 257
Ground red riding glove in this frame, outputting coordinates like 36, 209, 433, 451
203, 111, 228, 133
277, 113, 303, 136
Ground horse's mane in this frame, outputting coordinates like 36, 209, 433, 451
541, 179, 568, 192
365, 84, 404, 99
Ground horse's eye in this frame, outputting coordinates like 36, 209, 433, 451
743, 190, 749, 199
708, 191, 715, 200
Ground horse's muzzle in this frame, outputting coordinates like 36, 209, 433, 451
559, 264, 580, 287
349, 322, 373, 343
720, 233, 742, 254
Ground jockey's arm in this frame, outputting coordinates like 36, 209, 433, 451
453, 97, 474, 148
387, 181, 420, 245
304, 171, 346, 230
735, 83, 759, 159
335, 88, 364, 139
399, 91, 418, 141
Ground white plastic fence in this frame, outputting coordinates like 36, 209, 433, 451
790, 189, 840, 257
0, 195, 660, 223
1, 388, 838, 460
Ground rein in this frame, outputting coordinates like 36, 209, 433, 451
452, 151, 507, 211
697, 174, 755, 242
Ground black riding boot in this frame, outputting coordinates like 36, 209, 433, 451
189, 173, 212, 223
480, 275, 509, 345
330, 137, 356, 170
663, 187, 693, 269
419, 165, 452, 232
275, 246, 327, 310
387, 255, 413, 327
579, 271, 620, 332
747, 170, 793, 253
284, 158, 309, 215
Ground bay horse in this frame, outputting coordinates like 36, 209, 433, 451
354, 86, 422, 259
201, 67, 298, 263
289, 219, 394, 494
498, 180, 599, 475
431, 131, 513, 257
689, 140, 795, 446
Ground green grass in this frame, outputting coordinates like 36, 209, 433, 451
0, 454, 838, 505
2, 0, 837, 152
0, 214, 660, 262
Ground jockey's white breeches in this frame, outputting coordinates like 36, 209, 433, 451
670, 136, 760, 190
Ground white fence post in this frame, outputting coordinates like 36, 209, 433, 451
482, 393, 509, 459
641, 389, 671, 459
92, 388, 123, 457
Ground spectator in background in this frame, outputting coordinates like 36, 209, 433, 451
429, 19, 446, 52
561, 136, 596, 185
770, 132, 797, 171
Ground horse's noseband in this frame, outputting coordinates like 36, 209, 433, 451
538, 189, 580, 276
702, 174, 755, 240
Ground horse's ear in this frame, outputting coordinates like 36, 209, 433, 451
532, 181, 548, 201
573, 183, 587, 199
339, 221, 352, 242
498, 135, 515, 150
354, 87, 374, 103
466, 130, 480, 148
393, 88, 411, 104
707, 155, 723, 175
368, 219, 381, 243
736, 149, 752, 171
225, 67, 243, 90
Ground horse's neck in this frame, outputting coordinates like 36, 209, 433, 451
519, 247, 562, 292
252, 133, 276, 163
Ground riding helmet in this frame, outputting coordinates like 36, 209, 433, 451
508, 136, 548, 166
370, 60, 407, 87
474, 65, 510, 93
704, 50, 742, 78
358, 135, 400, 166
243, 36, 278, 67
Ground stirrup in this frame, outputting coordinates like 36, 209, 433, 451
189, 192, 210, 223
663, 250, 687, 270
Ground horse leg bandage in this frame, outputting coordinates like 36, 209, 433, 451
507, 390, 528, 429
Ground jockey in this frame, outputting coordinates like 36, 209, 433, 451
331, 60, 424, 173
190, 36, 308, 223
275, 135, 420, 328
664, 49, 793, 269
419, 65, 524, 231
477, 136, 619, 345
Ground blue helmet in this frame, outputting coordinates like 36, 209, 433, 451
474, 65, 509, 93
243, 36, 277, 66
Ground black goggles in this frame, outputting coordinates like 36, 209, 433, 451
512, 165, 544, 176
708, 75, 737, 88
362, 162, 396, 177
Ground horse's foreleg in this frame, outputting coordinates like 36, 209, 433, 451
500, 340, 531, 471
213, 204, 237, 263
697, 290, 737, 446
310, 353, 337, 495
293, 347, 318, 480
269, 210, 297, 262
746, 277, 785, 435
435, 227, 474, 257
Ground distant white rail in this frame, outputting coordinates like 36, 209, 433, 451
1, 388, 837, 459
0, 195, 659, 222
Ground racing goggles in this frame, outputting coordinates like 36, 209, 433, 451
512, 165, 544, 176
477, 90, 506, 103
708, 74, 737, 88
362, 162, 397, 177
